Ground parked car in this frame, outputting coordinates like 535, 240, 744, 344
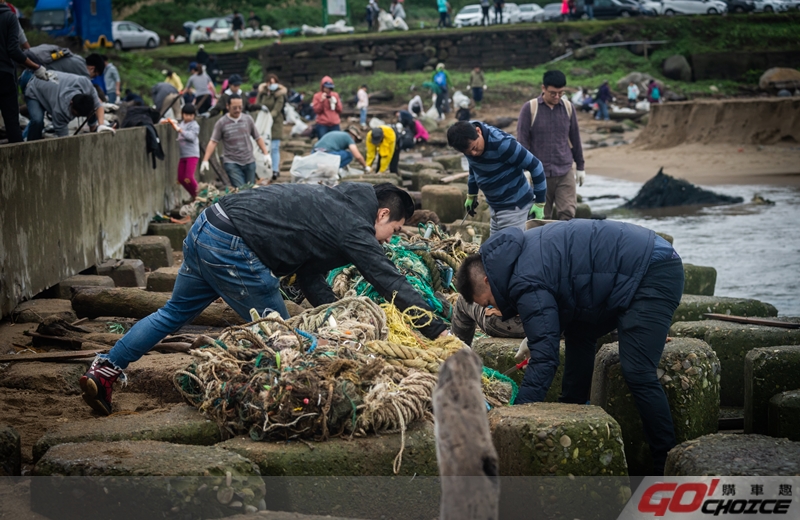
111, 21, 159, 49
661, 0, 729, 13
542, 2, 565, 19
194, 17, 232, 40
518, 3, 546, 21
491, 2, 522, 23
780, 0, 800, 9
454, 4, 484, 27
618, 0, 660, 14
575, 0, 645, 17
724, 0, 756, 11
752, 0, 787, 10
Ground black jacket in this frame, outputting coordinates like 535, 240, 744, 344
0, 3, 26, 77
220, 183, 448, 339
481, 220, 655, 401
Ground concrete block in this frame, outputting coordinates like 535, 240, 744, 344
591, 338, 720, 475
339, 174, 401, 186
432, 154, 466, 173
147, 222, 190, 251
673, 320, 800, 406
489, 403, 628, 476
445, 221, 490, 244
124, 235, 174, 271
574, 203, 592, 219
672, 295, 778, 324
421, 185, 464, 224
146, 266, 180, 293
409, 169, 445, 191
33, 405, 220, 462
32, 441, 265, 518
666, 433, 800, 476
769, 390, 800, 441
220, 422, 437, 476
473, 337, 565, 403
0, 425, 21, 476
125, 353, 194, 404
0, 361, 88, 395
56, 275, 115, 299
402, 161, 445, 173
744, 345, 800, 434
97, 259, 147, 287
10, 299, 77, 323
683, 264, 717, 296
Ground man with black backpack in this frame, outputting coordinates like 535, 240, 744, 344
516, 70, 585, 221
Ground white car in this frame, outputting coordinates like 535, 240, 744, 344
112, 21, 160, 50
662, 0, 728, 14
752, 0, 787, 10
194, 17, 233, 40
492, 2, 522, 23
518, 3, 546, 21
454, 4, 484, 26
780, 0, 800, 9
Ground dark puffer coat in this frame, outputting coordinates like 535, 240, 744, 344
220, 183, 447, 339
480, 220, 656, 401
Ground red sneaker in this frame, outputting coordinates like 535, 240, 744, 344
79, 358, 122, 416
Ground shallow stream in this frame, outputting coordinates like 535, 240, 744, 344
579, 175, 800, 316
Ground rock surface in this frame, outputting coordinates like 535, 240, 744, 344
96, 258, 147, 287
433, 154, 466, 173
146, 266, 180, 293
663, 55, 692, 82
672, 295, 777, 324
56, 275, 115, 299
0, 425, 21, 476
622, 170, 743, 210
759, 67, 800, 91
0, 361, 88, 395
11, 299, 77, 323
744, 345, 800, 434
147, 222, 190, 251
591, 338, 720, 476
421, 185, 465, 224
124, 235, 174, 271
125, 353, 194, 404
672, 320, 800, 406
33, 405, 220, 462
666, 434, 800, 476
769, 390, 800, 442
221, 422, 438, 476
489, 403, 628, 476
682, 264, 716, 296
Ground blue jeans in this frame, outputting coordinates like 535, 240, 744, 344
359, 108, 367, 125
596, 99, 609, 120
315, 123, 340, 139
25, 97, 46, 141
223, 161, 256, 187
103, 212, 289, 369
585, 4, 594, 18
271, 139, 281, 176
327, 149, 353, 168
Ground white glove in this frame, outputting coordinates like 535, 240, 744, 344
96, 124, 116, 135
33, 65, 48, 80
483, 85, 488, 90
576, 169, 586, 187
200, 161, 210, 172
263, 155, 270, 166
515, 338, 530, 363
261, 105, 269, 112
329, 97, 337, 110
102, 103, 120, 111
364, 165, 372, 174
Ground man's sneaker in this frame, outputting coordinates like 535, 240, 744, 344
79, 358, 122, 416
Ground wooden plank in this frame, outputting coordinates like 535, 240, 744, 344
703, 314, 800, 329
0, 350, 105, 363
433, 348, 499, 520
441, 172, 469, 184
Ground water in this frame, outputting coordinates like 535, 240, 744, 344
578, 175, 800, 316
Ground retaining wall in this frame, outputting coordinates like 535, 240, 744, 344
0, 126, 185, 318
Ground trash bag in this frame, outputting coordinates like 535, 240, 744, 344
368, 116, 385, 129
290, 152, 340, 186
377, 11, 395, 31
284, 104, 301, 124
301, 24, 326, 36
635, 99, 651, 112
393, 17, 409, 30
325, 20, 355, 34
290, 119, 309, 137
189, 29, 209, 44
425, 104, 440, 120
452, 90, 470, 109
252, 110, 273, 179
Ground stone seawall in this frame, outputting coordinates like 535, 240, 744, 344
0, 126, 186, 318
259, 28, 553, 86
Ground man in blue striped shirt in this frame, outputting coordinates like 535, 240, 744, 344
447, 121, 547, 233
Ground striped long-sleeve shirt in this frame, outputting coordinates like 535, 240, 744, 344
466, 122, 547, 211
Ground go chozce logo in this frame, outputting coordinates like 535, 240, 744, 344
638, 479, 793, 516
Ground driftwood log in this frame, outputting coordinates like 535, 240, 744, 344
433, 348, 499, 520
71, 287, 245, 327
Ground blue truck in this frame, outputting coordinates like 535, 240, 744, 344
31, 0, 113, 49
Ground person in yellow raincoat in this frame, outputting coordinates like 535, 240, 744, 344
365, 125, 399, 174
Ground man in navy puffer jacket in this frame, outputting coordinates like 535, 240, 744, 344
456, 219, 684, 475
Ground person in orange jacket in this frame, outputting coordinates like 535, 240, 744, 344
312, 75, 343, 139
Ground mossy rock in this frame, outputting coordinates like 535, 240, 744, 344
339, 174, 401, 186
591, 338, 720, 476
472, 337, 565, 403
672, 295, 778, 324
575, 203, 592, 219
445, 221, 490, 243
0, 425, 21, 476
656, 232, 673, 245
432, 154, 466, 173
489, 403, 629, 477
666, 433, 800, 476
744, 345, 800, 434
683, 264, 717, 296
421, 185, 464, 223
769, 390, 800, 441
402, 161, 445, 173
33, 405, 221, 462
220, 422, 437, 477
32, 440, 265, 518
409, 169, 445, 191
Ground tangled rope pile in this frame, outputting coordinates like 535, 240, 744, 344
178, 182, 253, 220
324, 226, 479, 321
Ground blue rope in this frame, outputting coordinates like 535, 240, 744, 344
294, 328, 318, 353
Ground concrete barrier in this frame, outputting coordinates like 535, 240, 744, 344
0, 126, 185, 318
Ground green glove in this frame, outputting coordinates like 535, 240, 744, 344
464, 194, 479, 216
528, 203, 545, 220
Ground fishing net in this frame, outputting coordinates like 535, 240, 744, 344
177, 182, 254, 220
